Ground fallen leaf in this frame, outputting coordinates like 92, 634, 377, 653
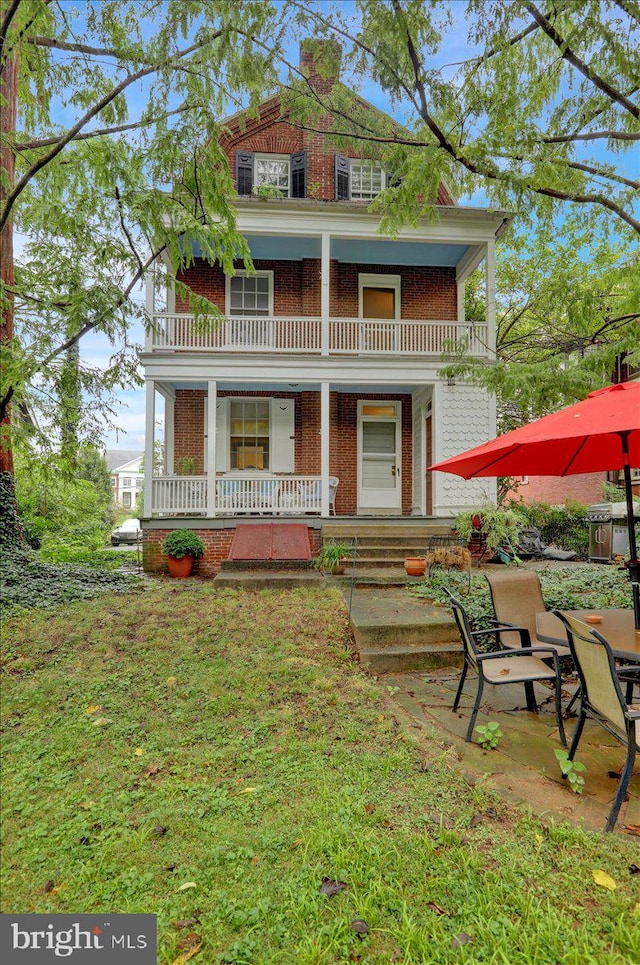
592, 870, 617, 891
152, 825, 168, 836
43, 880, 55, 893
452, 932, 472, 948
144, 764, 162, 777
92, 717, 111, 727
172, 941, 202, 965
166, 676, 177, 687
85, 705, 101, 715
320, 878, 347, 896
178, 882, 197, 891
629, 864, 640, 874
351, 919, 369, 936
499, 669, 510, 675
623, 824, 640, 836
176, 933, 201, 950
535, 834, 543, 844
239, 787, 257, 794
173, 919, 200, 930
364, 803, 376, 815
426, 901, 448, 916
469, 812, 483, 829
80, 801, 95, 809
134, 748, 144, 756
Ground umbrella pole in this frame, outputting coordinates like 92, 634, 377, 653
621, 432, 640, 631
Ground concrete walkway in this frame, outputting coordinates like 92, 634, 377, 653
387, 667, 639, 834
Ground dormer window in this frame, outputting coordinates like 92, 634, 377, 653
235, 151, 306, 198
335, 155, 388, 201
255, 155, 290, 196
350, 161, 385, 201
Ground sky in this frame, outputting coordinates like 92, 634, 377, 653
19, 0, 638, 454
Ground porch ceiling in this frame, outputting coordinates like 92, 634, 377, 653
190, 235, 471, 267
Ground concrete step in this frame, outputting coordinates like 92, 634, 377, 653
322, 524, 453, 539
213, 570, 322, 590
220, 559, 314, 571
344, 585, 463, 673
358, 643, 463, 674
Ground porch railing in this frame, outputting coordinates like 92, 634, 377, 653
151, 474, 322, 516
147, 313, 489, 358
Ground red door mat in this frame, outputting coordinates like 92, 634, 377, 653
228, 523, 312, 561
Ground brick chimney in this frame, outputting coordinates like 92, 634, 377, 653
299, 39, 342, 94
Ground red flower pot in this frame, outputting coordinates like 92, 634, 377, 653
404, 557, 426, 577
167, 554, 194, 578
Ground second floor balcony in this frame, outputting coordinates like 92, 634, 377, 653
146, 312, 490, 359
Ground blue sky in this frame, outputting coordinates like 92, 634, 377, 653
23, 0, 638, 452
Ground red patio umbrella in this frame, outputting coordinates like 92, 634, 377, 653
429, 381, 640, 628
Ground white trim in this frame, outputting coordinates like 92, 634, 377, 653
358, 273, 401, 320
321, 382, 330, 517
207, 380, 217, 517
143, 381, 155, 517
225, 269, 274, 316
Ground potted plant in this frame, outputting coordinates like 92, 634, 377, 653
404, 556, 427, 577
315, 540, 351, 575
162, 529, 205, 578
454, 505, 526, 558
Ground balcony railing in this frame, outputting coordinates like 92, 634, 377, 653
151, 474, 322, 516
147, 313, 489, 358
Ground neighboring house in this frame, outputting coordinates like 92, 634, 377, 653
140, 41, 510, 572
508, 368, 640, 507
106, 450, 144, 509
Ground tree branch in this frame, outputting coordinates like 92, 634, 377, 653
542, 129, 640, 143
0, 29, 222, 234
14, 105, 194, 150
0, 0, 21, 52
615, 1, 640, 25
525, 2, 640, 120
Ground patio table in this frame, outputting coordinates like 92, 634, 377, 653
536, 609, 640, 663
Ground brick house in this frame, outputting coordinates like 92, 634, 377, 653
140, 42, 510, 573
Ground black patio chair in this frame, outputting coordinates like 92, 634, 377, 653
447, 591, 566, 747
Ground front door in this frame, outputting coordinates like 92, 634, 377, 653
358, 401, 402, 513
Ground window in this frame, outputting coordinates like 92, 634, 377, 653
255, 155, 290, 196
111, 477, 116, 487
122, 492, 132, 507
227, 272, 272, 317
350, 160, 385, 201
123, 477, 132, 487
229, 401, 270, 470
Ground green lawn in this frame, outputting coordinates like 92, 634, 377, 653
1, 584, 638, 964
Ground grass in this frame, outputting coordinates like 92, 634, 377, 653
2, 583, 639, 964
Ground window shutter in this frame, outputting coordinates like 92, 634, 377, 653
386, 171, 403, 188
335, 155, 350, 200
291, 152, 307, 198
271, 399, 295, 473
235, 152, 254, 195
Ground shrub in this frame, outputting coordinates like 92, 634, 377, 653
518, 500, 589, 558
161, 529, 205, 559
454, 505, 526, 555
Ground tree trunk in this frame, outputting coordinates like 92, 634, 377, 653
0, 45, 18, 476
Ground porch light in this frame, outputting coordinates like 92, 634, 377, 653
447, 375, 456, 386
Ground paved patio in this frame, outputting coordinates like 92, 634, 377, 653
387, 668, 639, 834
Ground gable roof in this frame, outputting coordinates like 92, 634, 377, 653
105, 450, 143, 472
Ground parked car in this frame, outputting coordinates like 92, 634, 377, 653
111, 518, 141, 545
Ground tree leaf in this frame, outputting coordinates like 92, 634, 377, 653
592, 870, 617, 891
177, 882, 197, 891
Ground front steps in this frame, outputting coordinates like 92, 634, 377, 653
344, 585, 462, 673
322, 521, 455, 570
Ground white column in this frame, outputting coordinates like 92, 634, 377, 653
160, 250, 175, 314
165, 395, 175, 475
320, 381, 330, 517
143, 380, 156, 517
486, 239, 496, 359
456, 279, 465, 322
321, 232, 330, 356
207, 380, 217, 517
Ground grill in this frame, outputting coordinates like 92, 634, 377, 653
588, 502, 630, 561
